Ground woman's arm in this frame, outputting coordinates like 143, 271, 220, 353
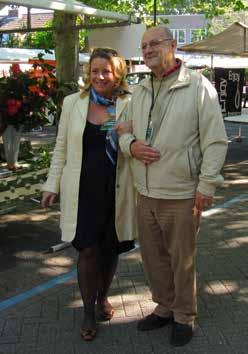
41, 95, 73, 194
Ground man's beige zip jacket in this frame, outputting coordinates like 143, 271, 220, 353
42, 92, 137, 243
119, 64, 228, 199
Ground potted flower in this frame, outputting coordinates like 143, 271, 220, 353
0, 60, 57, 170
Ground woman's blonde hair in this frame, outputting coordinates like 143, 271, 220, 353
82, 47, 128, 95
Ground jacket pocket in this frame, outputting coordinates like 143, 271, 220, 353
188, 145, 202, 178
172, 149, 191, 180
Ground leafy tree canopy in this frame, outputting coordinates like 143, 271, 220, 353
81, 0, 247, 19
209, 9, 248, 34
21, 21, 55, 49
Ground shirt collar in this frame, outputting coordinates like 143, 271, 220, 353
162, 58, 182, 78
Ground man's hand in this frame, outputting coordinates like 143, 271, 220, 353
130, 140, 160, 165
115, 121, 133, 136
194, 191, 213, 215
41, 191, 57, 208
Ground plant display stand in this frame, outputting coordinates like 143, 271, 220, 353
2, 125, 22, 170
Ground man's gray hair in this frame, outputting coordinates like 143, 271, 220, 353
156, 25, 174, 40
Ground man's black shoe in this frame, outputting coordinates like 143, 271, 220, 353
137, 313, 173, 331
170, 322, 193, 346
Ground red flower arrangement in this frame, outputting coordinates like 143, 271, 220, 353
0, 60, 57, 132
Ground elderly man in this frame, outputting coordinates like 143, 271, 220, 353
118, 26, 227, 346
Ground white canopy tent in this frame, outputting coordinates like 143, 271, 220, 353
178, 22, 248, 57
178, 22, 248, 131
178, 22, 248, 83
0, 0, 138, 22
179, 53, 248, 69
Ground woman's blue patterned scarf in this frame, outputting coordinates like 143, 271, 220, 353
89, 87, 116, 116
89, 87, 118, 165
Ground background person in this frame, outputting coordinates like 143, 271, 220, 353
243, 83, 248, 108
41, 48, 136, 341
118, 26, 228, 347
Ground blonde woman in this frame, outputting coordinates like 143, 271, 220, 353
41, 48, 136, 341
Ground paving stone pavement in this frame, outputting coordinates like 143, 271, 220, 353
1, 195, 248, 354
0, 129, 248, 353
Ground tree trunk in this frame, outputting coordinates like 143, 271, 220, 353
53, 11, 79, 83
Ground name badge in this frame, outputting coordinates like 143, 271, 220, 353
100, 119, 116, 131
146, 120, 154, 144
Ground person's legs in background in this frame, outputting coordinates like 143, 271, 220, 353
243, 86, 248, 108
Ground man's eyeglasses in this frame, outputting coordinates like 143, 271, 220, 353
141, 38, 173, 51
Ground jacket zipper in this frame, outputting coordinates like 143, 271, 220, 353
145, 164, 149, 194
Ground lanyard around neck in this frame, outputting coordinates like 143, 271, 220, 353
146, 75, 164, 143
149, 75, 164, 118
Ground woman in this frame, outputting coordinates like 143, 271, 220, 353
41, 48, 136, 341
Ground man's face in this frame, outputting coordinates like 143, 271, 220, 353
141, 28, 176, 71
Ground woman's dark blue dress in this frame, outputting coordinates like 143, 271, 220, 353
71, 120, 134, 254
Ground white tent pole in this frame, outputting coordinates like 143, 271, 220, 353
0, 0, 138, 22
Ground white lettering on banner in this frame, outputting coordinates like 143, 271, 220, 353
219, 78, 227, 114
235, 86, 241, 109
228, 70, 240, 82
228, 70, 241, 110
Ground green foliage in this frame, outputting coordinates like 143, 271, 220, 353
208, 9, 248, 35
189, 0, 245, 18
21, 33, 33, 48
83, 0, 138, 15
21, 21, 55, 49
201, 67, 212, 80
80, 0, 247, 19
1, 33, 19, 47
26, 146, 52, 170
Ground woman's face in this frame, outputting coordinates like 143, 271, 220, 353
90, 57, 118, 98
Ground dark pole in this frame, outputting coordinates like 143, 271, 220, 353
27, 6, 31, 30
153, 0, 157, 26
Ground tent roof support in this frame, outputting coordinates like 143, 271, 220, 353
0, 0, 138, 22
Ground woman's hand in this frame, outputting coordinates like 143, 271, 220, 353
41, 191, 57, 208
115, 121, 133, 136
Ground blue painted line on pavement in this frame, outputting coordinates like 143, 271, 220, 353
1, 195, 247, 312
0, 269, 77, 312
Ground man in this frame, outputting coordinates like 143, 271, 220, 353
118, 26, 227, 346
